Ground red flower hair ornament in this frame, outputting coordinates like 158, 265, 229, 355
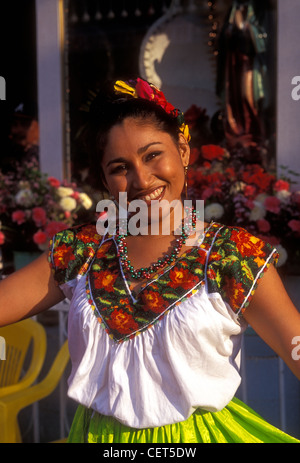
114, 78, 191, 142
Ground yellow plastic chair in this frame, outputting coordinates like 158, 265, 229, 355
0, 340, 70, 443
0, 318, 47, 398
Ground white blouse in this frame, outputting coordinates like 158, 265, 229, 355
49, 222, 278, 429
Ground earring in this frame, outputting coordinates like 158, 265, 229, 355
184, 166, 189, 199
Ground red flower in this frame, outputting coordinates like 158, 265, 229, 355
48, 176, 61, 188
45, 221, 68, 238
230, 229, 266, 258
257, 219, 271, 233
244, 185, 256, 198
201, 145, 226, 161
189, 148, 201, 165
12, 210, 26, 225
264, 196, 281, 214
76, 225, 101, 244
0, 231, 5, 245
93, 270, 118, 292
223, 276, 245, 311
33, 230, 48, 245
96, 241, 114, 258
107, 308, 139, 335
53, 243, 76, 269
141, 289, 167, 313
274, 179, 290, 192
288, 219, 300, 234
242, 165, 274, 192
169, 266, 198, 289
32, 207, 47, 227
136, 78, 175, 113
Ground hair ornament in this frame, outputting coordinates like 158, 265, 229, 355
114, 78, 191, 142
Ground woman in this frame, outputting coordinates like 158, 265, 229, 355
0, 78, 300, 443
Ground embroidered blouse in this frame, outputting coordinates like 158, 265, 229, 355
48, 222, 278, 429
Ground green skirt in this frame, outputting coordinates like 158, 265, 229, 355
67, 397, 299, 443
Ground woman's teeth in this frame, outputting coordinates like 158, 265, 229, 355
142, 187, 164, 201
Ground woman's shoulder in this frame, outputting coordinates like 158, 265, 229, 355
204, 222, 279, 315
205, 221, 276, 255
48, 222, 102, 286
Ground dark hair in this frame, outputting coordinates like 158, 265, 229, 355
84, 84, 182, 191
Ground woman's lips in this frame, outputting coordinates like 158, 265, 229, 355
131, 186, 166, 205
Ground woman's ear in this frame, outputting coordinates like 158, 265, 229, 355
178, 133, 190, 167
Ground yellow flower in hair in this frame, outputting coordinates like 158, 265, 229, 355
180, 123, 191, 142
114, 80, 137, 98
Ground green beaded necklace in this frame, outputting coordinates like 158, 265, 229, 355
116, 208, 197, 280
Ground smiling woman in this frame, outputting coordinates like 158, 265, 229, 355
0, 77, 300, 444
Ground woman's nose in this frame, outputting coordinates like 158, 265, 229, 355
130, 164, 152, 190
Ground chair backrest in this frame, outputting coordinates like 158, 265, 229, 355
0, 318, 47, 395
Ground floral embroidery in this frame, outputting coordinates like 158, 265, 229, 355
49, 221, 278, 342
141, 287, 169, 313
206, 225, 279, 314
53, 243, 76, 270
105, 308, 139, 335
48, 223, 101, 285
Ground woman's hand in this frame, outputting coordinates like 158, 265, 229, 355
244, 264, 300, 380
0, 252, 65, 327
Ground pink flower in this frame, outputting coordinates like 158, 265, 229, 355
32, 207, 47, 227
12, 210, 26, 225
0, 231, 5, 245
274, 179, 290, 192
202, 187, 214, 200
33, 230, 48, 245
136, 78, 153, 100
245, 199, 255, 209
257, 219, 271, 233
48, 177, 61, 188
288, 219, 300, 234
264, 196, 281, 214
135, 78, 175, 113
71, 191, 80, 200
45, 221, 67, 238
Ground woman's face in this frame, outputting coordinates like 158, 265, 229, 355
101, 117, 190, 217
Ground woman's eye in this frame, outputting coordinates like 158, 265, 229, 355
110, 164, 127, 174
146, 151, 162, 161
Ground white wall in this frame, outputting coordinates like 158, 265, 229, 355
35, 0, 66, 181
277, 0, 300, 188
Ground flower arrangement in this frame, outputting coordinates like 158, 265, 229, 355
187, 142, 300, 272
0, 158, 94, 253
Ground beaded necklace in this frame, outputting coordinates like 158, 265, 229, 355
116, 208, 197, 280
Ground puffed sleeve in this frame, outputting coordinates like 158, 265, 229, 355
48, 223, 101, 295
206, 225, 279, 316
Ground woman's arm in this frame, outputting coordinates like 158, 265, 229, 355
243, 264, 300, 380
0, 251, 65, 327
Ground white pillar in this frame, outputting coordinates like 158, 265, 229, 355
35, 0, 67, 180
277, 0, 300, 188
